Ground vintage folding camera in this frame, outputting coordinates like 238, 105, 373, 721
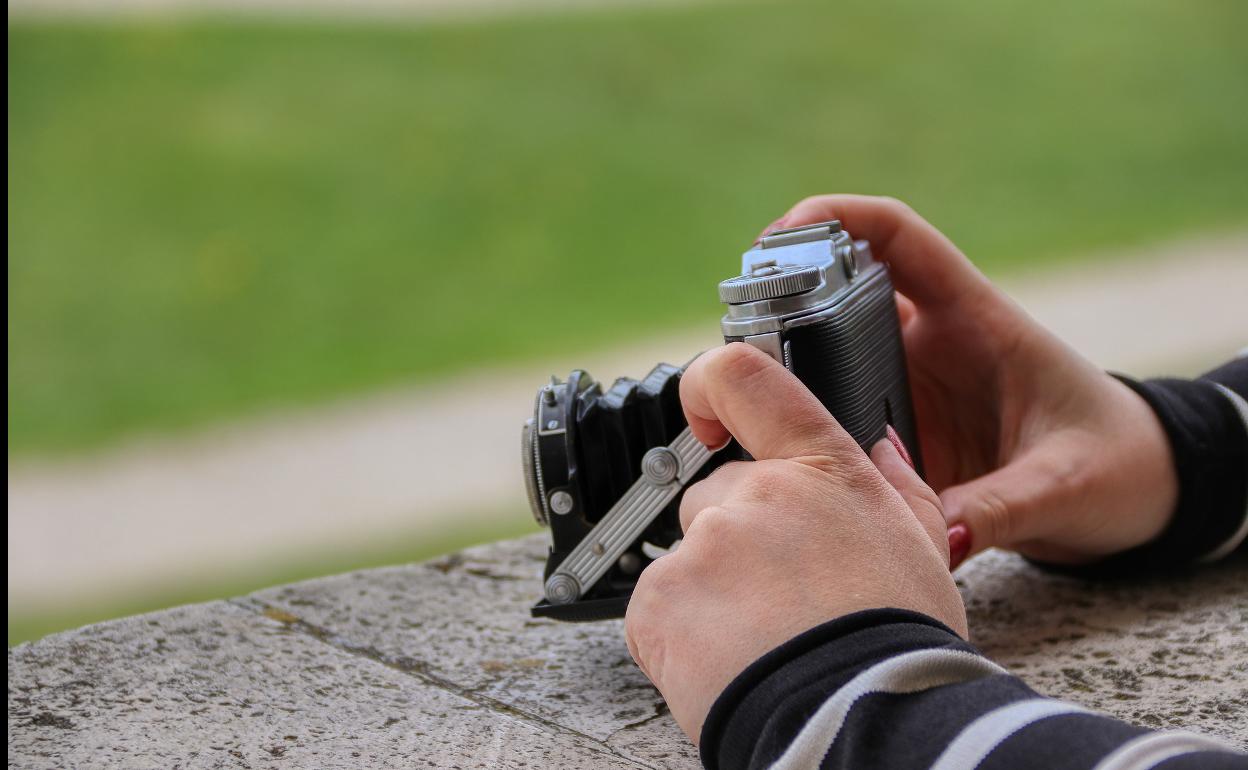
521, 220, 921, 621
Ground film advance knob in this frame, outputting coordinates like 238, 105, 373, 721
718, 264, 821, 305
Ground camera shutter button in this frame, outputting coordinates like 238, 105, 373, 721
718, 264, 820, 304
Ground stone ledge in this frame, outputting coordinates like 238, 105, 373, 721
9, 535, 1247, 768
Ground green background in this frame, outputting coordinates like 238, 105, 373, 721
11, 0, 1248, 456
8, 0, 1248, 644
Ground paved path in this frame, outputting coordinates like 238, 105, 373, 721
8, 234, 1248, 614
8, 536, 1247, 767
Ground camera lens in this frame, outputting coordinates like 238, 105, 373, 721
521, 417, 548, 526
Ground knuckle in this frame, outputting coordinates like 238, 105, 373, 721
623, 610, 643, 659
879, 195, 917, 218
911, 485, 945, 522
678, 463, 742, 531
975, 487, 1014, 547
677, 484, 705, 531
624, 595, 666, 682
684, 504, 736, 544
1054, 450, 1096, 500
623, 595, 651, 644
910, 494, 949, 555
633, 552, 684, 599
792, 194, 832, 218
796, 452, 858, 481
624, 568, 668, 667
624, 552, 695, 681
682, 506, 752, 565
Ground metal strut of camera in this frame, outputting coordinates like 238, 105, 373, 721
543, 429, 713, 605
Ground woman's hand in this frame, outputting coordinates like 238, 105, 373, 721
624, 343, 966, 742
773, 195, 1179, 566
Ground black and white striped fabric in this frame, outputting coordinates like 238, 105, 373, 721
700, 357, 1248, 770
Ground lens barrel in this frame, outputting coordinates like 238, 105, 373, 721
522, 363, 731, 619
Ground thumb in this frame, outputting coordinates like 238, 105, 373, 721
938, 452, 1058, 565
870, 427, 949, 566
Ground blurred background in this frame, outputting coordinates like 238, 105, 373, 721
8, 0, 1248, 646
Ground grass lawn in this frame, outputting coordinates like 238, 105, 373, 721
10, 0, 1248, 455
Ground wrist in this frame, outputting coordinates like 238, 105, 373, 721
1108, 375, 1180, 549
1084, 373, 1246, 570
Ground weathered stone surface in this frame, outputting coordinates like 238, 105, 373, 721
242, 536, 700, 769
9, 535, 1247, 769
959, 549, 1248, 745
8, 600, 647, 769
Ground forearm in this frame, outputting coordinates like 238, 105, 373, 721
701, 610, 1245, 770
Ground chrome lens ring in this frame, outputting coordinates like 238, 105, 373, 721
521, 416, 548, 526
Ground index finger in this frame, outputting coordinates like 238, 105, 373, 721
782, 194, 992, 309
680, 343, 859, 460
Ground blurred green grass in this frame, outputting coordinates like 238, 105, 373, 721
10, 0, 1248, 455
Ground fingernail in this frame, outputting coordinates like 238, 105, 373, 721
885, 425, 915, 470
755, 216, 789, 243
948, 523, 971, 570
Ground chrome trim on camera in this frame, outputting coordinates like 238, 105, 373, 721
757, 219, 842, 249
718, 264, 821, 305
548, 489, 574, 516
722, 233, 877, 338
781, 262, 888, 331
522, 416, 549, 526
543, 427, 714, 605
742, 332, 786, 368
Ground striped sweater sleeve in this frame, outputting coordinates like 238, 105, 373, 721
699, 610, 1247, 770
700, 356, 1248, 770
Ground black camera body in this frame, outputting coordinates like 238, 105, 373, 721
522, 221, 920, 621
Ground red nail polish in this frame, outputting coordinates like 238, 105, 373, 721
885, 424, 915, 470
948, 523, 971, 570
